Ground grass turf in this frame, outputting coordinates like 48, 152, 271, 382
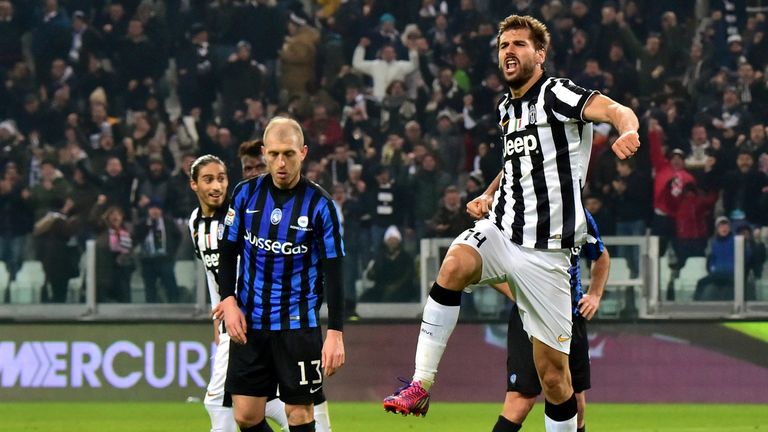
724, 321, 768, 343
2, 402, 768, 431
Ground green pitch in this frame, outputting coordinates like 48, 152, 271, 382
2, 402, 768, 431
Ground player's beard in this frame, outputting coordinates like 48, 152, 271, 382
502, 59, 536, 91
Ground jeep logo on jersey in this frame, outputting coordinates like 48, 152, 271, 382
503, 129, 540, 158
270, 208, 282, 225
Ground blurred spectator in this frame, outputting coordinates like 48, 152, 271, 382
29, 159, 70, 222
31, 0, 71, 84
722, 150, 766, 226
694, 216, 736, 301
303, 104, 342, 159
362, 165, 407, 255
609, 158, 650, 277
135, 201, 180, 303
68, 10, 105, 70
427, 185, 473, 238
668, 182, 718, 299
331, 183, 364, 320
705, 86, 752, 144
409, 152, 450, 238
33, 197, 81, 303
95, 1, 128, 55
79, 154, 136, 217
741, 123, 767, 157
0, 162, 32, 298
177, 23, 216, 121
685, 123, 719, 171
360, 225, 417, 302
681, 44, 715, 108
381, 80, 417, 136
649, 120, 695, 256
0, 0, 23, 71
279, 11, 319, 101
93, 205, 133, 303
352, 37, 419, 101
137, 155, 171, 214
735, 62, 768, 121
221, 40, 264, 121
115, 18, 162, 111
329, 144, 355, 186
432, 112, 465, 179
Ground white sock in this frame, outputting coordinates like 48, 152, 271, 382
265, 398, 290, 432
313, 401, 332, 432
545, 413, 577, 432
204, 404, 236, 432
413, 296, 460, 390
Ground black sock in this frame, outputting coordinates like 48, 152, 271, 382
577, 426, 586, 432
544, 393, 577, 422
492, 415, 522, 432
429, 281, 462, 306
289, 421, 315, 432
240, 419, 273, 432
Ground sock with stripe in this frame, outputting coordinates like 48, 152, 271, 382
544, 393, 577, 432
413, 282, 462, 390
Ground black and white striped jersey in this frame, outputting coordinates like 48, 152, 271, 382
489, 74, 598, 250
189, 204, 229, 308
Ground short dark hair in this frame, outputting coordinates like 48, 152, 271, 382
497, 15, 550, 51
191, 154, 225, 181
238, 139, 264, 159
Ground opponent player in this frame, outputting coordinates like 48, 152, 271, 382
219, 117, 345, 432
237, 139, 335, 431
383, 15, 638, 432
494, 210, 608, 432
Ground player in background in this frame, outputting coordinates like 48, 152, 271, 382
219, 117, 345, 432
236, 139, 334, 431
494, 210, 608, 432
188, 154, 244, 432
383, 15, 638, 432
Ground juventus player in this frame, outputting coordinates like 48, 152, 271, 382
383, 15, 639, 432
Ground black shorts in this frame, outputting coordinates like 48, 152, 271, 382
226, 327, 326, 405
506, 304, 591, 395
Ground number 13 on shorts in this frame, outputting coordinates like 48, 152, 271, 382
297, 359, 323, 386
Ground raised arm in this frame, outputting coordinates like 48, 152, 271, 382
583, 94, 640, 160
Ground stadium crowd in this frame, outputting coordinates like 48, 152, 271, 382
0, 0, 767, 309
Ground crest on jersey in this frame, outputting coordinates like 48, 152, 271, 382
224, 207, 235, 226
217, 223, 225, 240
297, 215, 309, 228
528, 102, 537, 125
270, 208, 283, 225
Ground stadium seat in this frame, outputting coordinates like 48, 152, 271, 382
174, 260, 196, 298
13, 261, 45, 303
608, 257, 631, 282
676, 257, 708, 301
0, 262, 8, 302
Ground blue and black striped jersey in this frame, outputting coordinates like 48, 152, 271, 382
569, 210, 604, 316
223, 174, 345, 330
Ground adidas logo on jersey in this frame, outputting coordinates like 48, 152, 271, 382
244, 232, 309, 255
503, 130, 540, 158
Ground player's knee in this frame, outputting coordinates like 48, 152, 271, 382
538, 365, 568, 396
285, 404, 313, 425
234, 412, 263, 429
438, 252, 477, 287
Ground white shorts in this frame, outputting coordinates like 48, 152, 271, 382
451, 219, 573, 353
204, 331, 230, 406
